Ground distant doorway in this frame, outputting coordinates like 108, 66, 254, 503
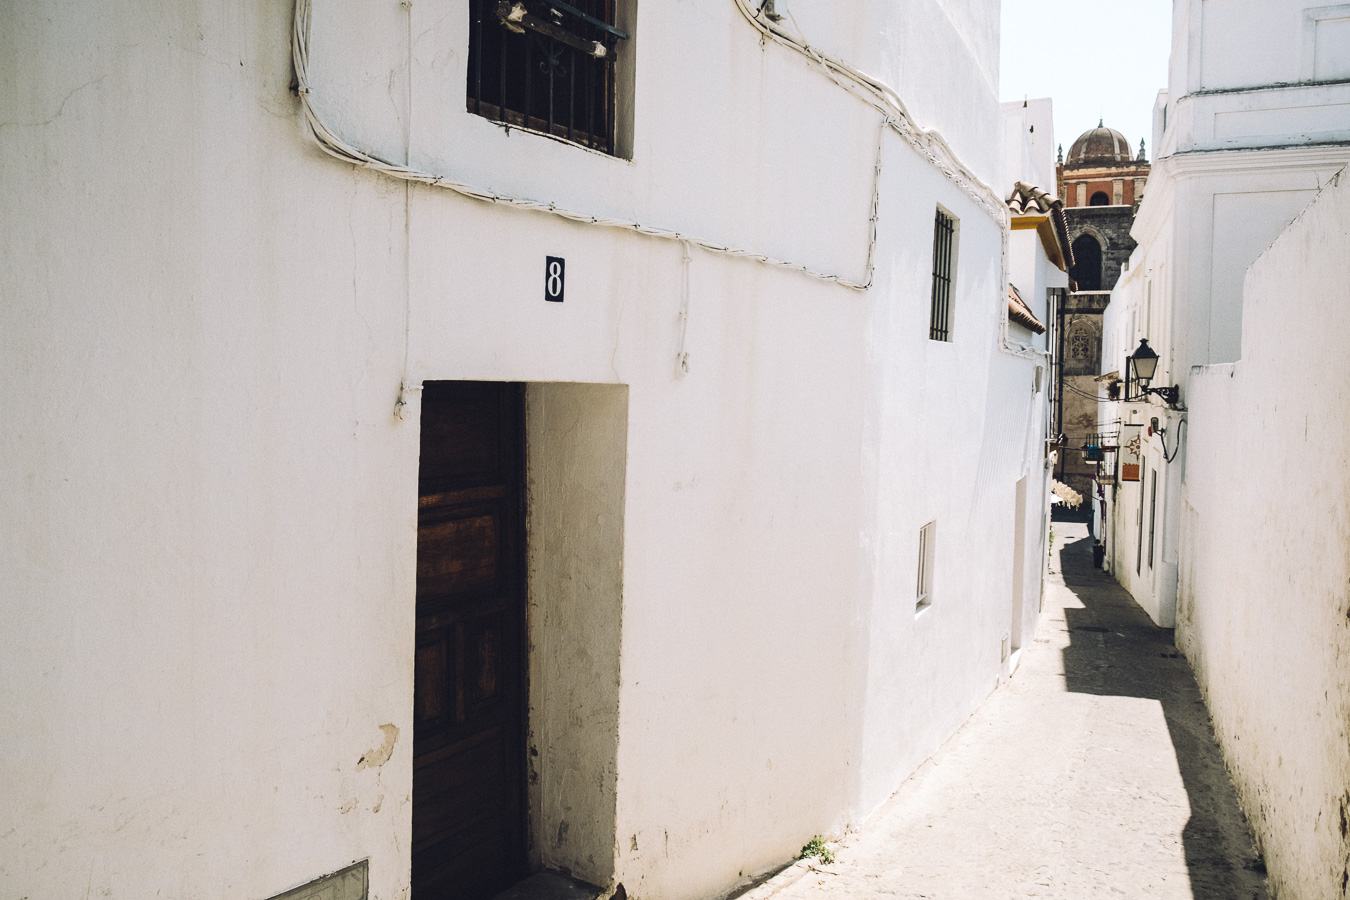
1070, 235, 1102, 291
1011, 476, 1028, 655
413, 381, 527, 899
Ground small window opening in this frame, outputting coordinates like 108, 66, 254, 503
917, 520, 937, 611
1089, 191, 1110, 206
929, 208, 958, 342
467, 0, 630, 156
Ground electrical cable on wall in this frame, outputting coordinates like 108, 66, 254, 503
290, 0, 1005, 295
292, 0, 891, 290
738, 1, 1050, 365
1063, 381, 1115, 403
1162, 417, 1185, 463
735, 0, 1003, 222
676, 240, 692, 377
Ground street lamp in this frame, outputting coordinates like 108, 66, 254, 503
1125, 339, 1179, 406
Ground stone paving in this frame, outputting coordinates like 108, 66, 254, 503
744, 522, 1267, 900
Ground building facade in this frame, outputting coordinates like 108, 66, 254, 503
1098, 0, 1350, 627
1057, 123, 1149, 292
1184, 171, 1350, 900
1001, 97, 1070, 655
1051, 124, 1147, 507
0, 3, 1052, 899
1096, 2, 1350, 892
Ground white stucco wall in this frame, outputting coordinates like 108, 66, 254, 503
525, 383, 629, 886
0, 2, 1045, 899
1100, 0, 1350, 623
1007, 229, 1064, 343
1180, 169, 1350, 900
1102, 156, 1338, 624
1000, 97, 1056, 202
1100, 249, 1183, 627
806, 0, 1002, 183
1158, 2, 1350, 157
1161, 0, 1350, 155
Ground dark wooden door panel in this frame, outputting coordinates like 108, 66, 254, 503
416, 501, 510, 602
412, 729, 506, 850
419, 386, 510, 494
413, 381, 526, 900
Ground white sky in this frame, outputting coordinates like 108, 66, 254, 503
1000, 0, 1173, 161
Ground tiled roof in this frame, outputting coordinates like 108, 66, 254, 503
1008, 283, 1047, 334
1006, 181, 1075, 271
1006, 181, 1056, 216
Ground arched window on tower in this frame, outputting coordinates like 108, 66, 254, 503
1070, 324, 1093, 359
1089, 191, 1110, 206
1070, 235, 1103, 291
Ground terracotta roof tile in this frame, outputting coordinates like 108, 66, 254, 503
1008, 283, 1046, 334
1006, 181, 1057, 216
1006, 181, 1075, 271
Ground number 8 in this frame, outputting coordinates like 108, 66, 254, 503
547, 261, 563, 297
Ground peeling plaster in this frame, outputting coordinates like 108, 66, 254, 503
357, 724, 399, 770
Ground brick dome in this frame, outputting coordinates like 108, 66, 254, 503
1066, 123, 1133, 166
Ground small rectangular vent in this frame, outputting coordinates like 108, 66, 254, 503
268, 860, 368, 900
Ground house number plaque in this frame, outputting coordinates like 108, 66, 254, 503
545, 256, 565, 302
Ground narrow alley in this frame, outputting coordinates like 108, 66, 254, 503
744, 523, 1268, 900
9, 3, 1349, 897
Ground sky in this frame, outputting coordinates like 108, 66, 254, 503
1000, 0, 1173, 162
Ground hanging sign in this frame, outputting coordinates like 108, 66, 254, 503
1119, 424, 1142, 482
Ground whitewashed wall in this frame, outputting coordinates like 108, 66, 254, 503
0, 2, 1043, 899
1158, 0, 1350, 160
1002, 97, 1063, 345
1181, 170, 1350, 900
1000, 98, 1056, 204
1099, 0, 1350, 623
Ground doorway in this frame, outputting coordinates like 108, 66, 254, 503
413, 381, 528, 899
1011, 476, 1028, 656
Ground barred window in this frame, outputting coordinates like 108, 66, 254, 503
467, 1, 631, 156
929, 207, 957, 342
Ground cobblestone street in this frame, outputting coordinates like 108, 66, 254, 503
744, 522, 1268, 900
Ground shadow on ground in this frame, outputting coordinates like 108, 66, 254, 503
1056, 533, 1267, 900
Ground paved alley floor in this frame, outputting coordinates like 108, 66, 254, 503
746, 523, 1267, 900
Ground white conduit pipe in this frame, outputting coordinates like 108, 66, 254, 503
733, 1, 1004, 223
291, 0, 1005, 292
730, 3, 1044, 364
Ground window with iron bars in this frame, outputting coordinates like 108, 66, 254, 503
467, 1, 630, 156
929, 207, 958, 342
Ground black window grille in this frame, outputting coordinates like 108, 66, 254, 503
1148, 469, 1157, 568
1136, 464, 1146, 574
467, 0, 627, 155
929, 208, 956, 342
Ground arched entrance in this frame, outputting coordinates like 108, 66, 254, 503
1070, 234, 1103, 291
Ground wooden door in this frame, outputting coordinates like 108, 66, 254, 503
413, 381, 527, 899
